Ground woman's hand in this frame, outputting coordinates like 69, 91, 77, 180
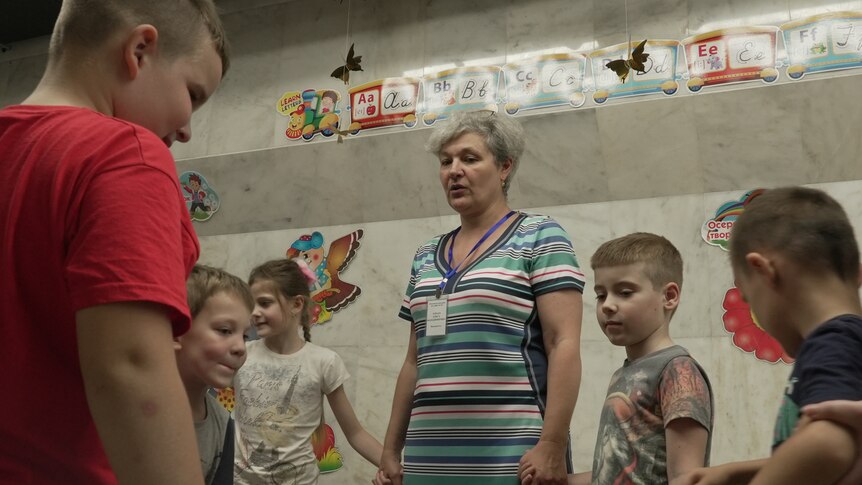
518, 440, 568, 485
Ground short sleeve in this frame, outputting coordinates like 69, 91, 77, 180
64, 137, 196, 335
528, 217, 585, 296
795, 324, 862, 406
322, 349, 350, 395
398, 245, 426, 323
659, 356, 713, 430
398, 240, 442, 323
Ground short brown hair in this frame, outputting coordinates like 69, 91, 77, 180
50, 0, 230, 75
187, 264, 254, 318
730, 186, 859, 282
591, 232, 684, 290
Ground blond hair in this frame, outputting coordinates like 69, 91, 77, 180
187, 264, 254, 318
50, 0, 230, 75
591, 232, 683, 290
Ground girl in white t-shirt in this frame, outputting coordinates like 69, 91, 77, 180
233, 258, 383, 485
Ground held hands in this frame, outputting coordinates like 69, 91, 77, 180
518, 440, 568, 485
373, 452, 403, 485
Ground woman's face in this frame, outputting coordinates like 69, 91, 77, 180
438, 132, 511, 216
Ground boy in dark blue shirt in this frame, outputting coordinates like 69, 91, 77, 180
678, 187, 862, 485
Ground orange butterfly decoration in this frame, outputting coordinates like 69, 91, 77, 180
605, 39, 649, 83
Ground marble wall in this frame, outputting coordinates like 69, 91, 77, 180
2, 0, 862, 162
171, 73, 862, 238
197, 179, 862, 483
3, 0, 862, 483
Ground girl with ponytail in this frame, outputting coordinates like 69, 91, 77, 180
233, 258, 383, 484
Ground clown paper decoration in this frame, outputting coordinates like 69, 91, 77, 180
286, 230, 363, 325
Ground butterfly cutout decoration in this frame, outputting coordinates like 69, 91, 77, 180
605, 39, 649, 83
330, 43, 363, 85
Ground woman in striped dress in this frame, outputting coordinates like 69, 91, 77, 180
376, 112, 585, 485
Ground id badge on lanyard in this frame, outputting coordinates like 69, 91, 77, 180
427, 211, 515, 338
426, 294, 449, 336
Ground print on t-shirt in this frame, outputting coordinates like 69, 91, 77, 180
235, 364, 307, 482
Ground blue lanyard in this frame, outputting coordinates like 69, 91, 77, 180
437, 210, 516, 298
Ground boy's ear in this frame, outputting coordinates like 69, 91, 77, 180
173, 336, 182, 351
662, 282, 680, 311
745, 252, 777, 285
122, 24, 159, 81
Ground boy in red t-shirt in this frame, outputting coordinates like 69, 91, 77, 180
0, 1, 229, 484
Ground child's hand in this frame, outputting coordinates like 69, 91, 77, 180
803, 400, 862, 485
372, 468, 393, 485
374, 453, 402, 485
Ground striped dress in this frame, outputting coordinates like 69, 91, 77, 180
399, 213, 585, 484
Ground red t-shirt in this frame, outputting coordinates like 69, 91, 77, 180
0, 105, 200, 484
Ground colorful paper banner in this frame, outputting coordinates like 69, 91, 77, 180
346, 77, 420, 135
589, 40, 682, 103
782, 11, 862, 79
277, 89, 343, 141
421, 66, 502, 125
274, 13, 862, 142
683, 27, 779, 92
502, 53, 587, 114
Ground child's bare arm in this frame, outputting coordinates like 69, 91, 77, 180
673, 459, 767, 485
803, 400, 862, 485
328, 385, 384, 467
568, 471, 592, 484
666, 417, 710, 482
77, 302, 204, 485
376, 326, 420, 485
749, 419, 855, 485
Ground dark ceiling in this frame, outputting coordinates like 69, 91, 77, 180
0, 0, 232, 48
1, 0, 62, 47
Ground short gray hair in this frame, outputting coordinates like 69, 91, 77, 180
426, 111, 526, 196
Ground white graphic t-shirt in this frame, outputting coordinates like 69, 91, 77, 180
233, 341, 349, 485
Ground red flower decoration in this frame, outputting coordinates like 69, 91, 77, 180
722, 287, 794, 364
